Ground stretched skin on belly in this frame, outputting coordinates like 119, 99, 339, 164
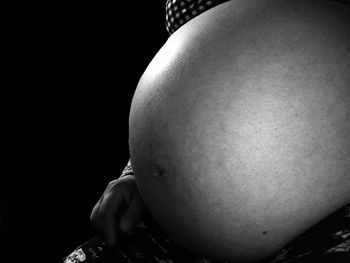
129, 0, 350, 261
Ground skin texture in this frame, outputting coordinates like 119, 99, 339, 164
129, 0, 350, 262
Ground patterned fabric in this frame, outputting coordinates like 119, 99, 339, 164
63, 237, 116, 263
165, 0, 350, 35
165, 0, 231, 34
120, 159, 133, 178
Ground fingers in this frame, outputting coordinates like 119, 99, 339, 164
119, 193, 147, 233
90, 195, 104, 227
90, 180, 118, 228
89, 176, 146, 247
90, 181, 124, 247
98, 192, 124, 246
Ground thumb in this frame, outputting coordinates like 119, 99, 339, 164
119, 195, 146, 233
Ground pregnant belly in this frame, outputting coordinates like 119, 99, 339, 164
129, 1, 350, 261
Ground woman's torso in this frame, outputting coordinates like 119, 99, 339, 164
129, 0, 350, 261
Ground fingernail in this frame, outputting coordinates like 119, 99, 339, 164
120, 221, 131, 233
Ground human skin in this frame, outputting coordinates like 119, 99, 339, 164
129, 0, 350, 262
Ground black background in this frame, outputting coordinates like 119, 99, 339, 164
56, 2, 169, 260
2, 2, 169, 261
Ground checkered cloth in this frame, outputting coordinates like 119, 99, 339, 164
165, 0, 350, 35
165, 0, 231, 34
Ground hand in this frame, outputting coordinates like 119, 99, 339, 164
90, 175, 147, 246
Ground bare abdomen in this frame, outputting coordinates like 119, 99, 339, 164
129, 1, 350, 261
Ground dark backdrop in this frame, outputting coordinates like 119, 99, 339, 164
55, 2, 169, 260
3, 2, 169, 261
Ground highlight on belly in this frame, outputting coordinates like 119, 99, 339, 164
129, 0, 350, 261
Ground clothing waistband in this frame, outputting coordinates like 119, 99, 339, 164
165, 0, 350, 35
165, 0, 231, 35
